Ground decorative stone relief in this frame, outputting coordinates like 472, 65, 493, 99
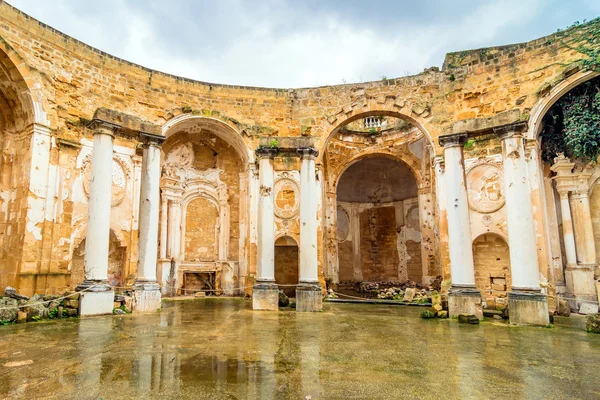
467, 164, 505, 213
273, 178, 299, 219
81, 154, 130, 207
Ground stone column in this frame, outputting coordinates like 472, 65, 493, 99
569, 181, 598, 306
253, 147, 278, 310
438, 133, 482, 319
77, 121, 117, 316
133, 132, 165, 312
296, 147, 322, 312
495, 122, 549, 326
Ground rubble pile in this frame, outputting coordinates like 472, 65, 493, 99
0, 287, 80, 324
113, 293, 133, 314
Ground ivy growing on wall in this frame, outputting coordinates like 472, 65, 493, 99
540, 77, 600, 163
540, 19, 600, 164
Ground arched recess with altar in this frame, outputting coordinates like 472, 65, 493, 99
159, 116, 252, 296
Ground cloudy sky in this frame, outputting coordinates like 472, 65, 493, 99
8, 0, 600, 88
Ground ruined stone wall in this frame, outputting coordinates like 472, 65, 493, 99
0, 1, 597, 295
472, 233, 511, 301
274, 239, 299, 297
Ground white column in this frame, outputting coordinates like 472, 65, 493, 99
159, 192, 168, 260
135, 133, 165, 285
77, 121, 116, 317
133, 132, 165, 312
80, 123, 115, 288
298, 147, 319, 284
256, 147, 277, 282
558, 191, 578, 265
495, 124, 541, 291
439, 133, 476, 288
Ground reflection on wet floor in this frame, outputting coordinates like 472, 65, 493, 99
0, 298, 600, 399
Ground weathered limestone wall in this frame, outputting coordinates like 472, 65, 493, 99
0, 0, 599, 301
473, 233, 512, 307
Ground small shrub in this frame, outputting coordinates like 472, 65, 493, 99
420, 310, 436, 319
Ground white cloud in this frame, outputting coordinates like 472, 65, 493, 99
6, 0, 596, 88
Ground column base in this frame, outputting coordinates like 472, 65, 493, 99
252, 282, 279, 311
132, 281, 162, 313
296, 283, 322, 312
76, 280, 114, 317
508, 291, 549, 326
565, 264, 597, 310
448, 286, 482, 320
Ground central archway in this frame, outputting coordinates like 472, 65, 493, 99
336, 156, 422, 286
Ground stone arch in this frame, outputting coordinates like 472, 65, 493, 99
527, 69, 600, 141
162, 114, 253, 166
316, 106, 436, 162
0, 44, 49, 129
332, 151, 424, 193
275, 235, 299, 297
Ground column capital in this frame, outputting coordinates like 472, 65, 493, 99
439, 133, 467, 148
255, 146, 278, 159
433, 155, 445, 170
297, 146, 319, 159
140, 131, 166, 148
90, 119, 119, 138
493, 121, 528, 140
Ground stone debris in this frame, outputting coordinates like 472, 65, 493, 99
278, 291, 290, 307
586, 313, 600, 333
113, 292, 133, 314
0, 289, 82, 325
458, 314, 480, 324
557, 299, 571, 317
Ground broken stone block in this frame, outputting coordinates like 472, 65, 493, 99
496, 298, 508, 310
579, 302, 598, 315
0, 301, 17, 322
278, 291, 290, 307
404, 288, 416, 302
57, 306, 63, 319
437, 310, 448, 319
431, 304, 443, 313
67, 300, 79, 309
124, 296, 133, 311
431, 293, 442, 306
194, 292, 206, 298
586, 314, 600, 333
17, 311, 27, 323
114, 308, 126, 315
113, 301, 121, 309
458, 314, 480, 324
4, 287, 28, 301
557, 299, 571, 317
485, 297, 496, 310
114, 295, 126, 302
67, 309, 78, 317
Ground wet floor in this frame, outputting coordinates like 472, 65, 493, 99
1, 299, 600, 400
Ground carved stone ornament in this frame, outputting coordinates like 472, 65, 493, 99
81, 154, 130, 207
467, 163, 505, 213
260, 185, 272, 196
273, 178, 300, 219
